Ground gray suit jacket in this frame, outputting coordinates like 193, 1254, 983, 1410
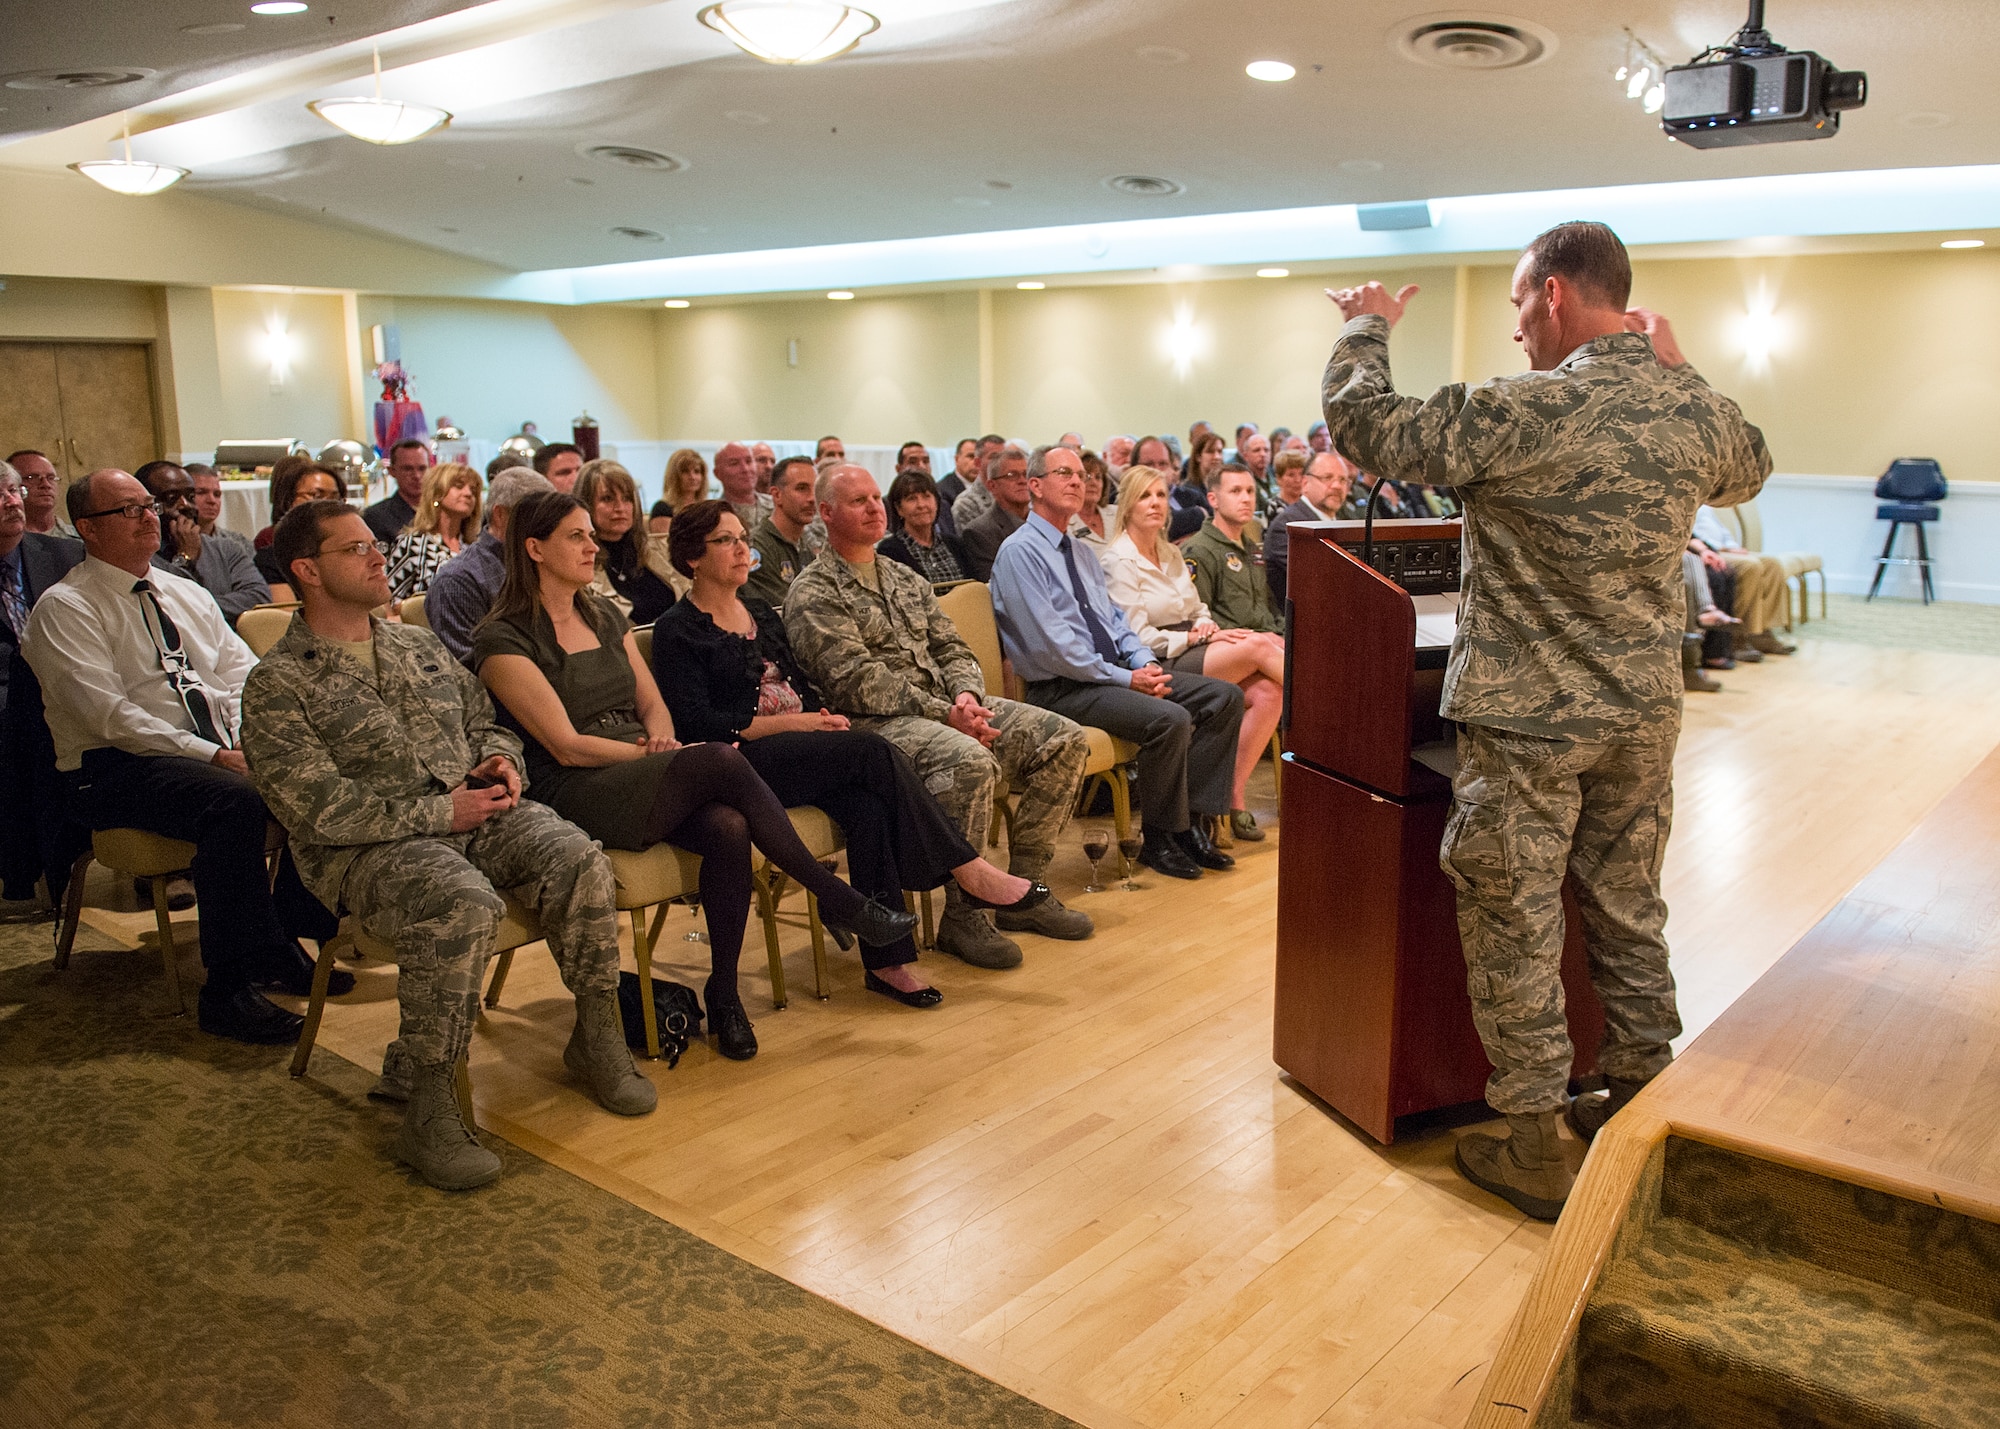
2, 532, 86, 714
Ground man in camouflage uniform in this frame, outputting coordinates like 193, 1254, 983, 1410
1322, 221, 1771, 1220
241, 501, 656, 1192
785, 465, 1093, 970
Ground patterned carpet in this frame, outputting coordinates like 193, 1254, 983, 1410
0, 923, 1077, 1428
1794, 594, 2000, 657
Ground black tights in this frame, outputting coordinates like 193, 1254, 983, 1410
644, 743, 865, 1007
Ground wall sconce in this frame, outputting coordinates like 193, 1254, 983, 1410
1734, 280, 1785, 373
264, 318, 296, 391
1162, 305, 1208, 379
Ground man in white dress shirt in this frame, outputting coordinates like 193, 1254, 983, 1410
25, 470, 344, 1045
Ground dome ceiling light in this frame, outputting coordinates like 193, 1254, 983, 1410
69, 122, 189, 196
308, 47, 450, 145
698, 1, 880, 65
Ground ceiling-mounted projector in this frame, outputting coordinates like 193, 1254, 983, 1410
1662, 0, 1866, 148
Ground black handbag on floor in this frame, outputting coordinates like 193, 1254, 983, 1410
616, 970, 704, 1067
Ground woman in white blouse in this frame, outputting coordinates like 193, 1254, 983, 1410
1100, 464, 1286, 841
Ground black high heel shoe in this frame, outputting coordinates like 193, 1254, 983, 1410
821, 895, 918, 949
864, 971, 943, 1008
957, 880, 1054, 914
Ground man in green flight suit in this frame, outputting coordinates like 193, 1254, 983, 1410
1321, 221, 1772, 1220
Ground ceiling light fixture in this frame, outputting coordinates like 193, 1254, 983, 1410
698, 1, 879, 65
827, 290, 854, 300
1246, 60, 1295, 82
308, 47, 451, 145
1941, 238, 1986, 249
664, 298, 691, 307
69, 122, 189, 196
250, 2, 309, 13
1256, 267, 1290, 278
1016, 281, 1045, 290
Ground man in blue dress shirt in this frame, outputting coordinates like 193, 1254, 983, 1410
990, 444, 1243, 882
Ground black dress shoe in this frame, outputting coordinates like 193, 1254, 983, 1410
253, 945, 356, 998
959, 880, 1054, 914
709, 1000, 758, 1060
197, 985, 305, 1046
823, 895, 919, 949
865, 971, 944, 1008
1139, 832, 1202, 880
1176, 822, 1235, 871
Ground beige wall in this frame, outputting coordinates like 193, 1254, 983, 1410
0, 276, 158, 341
207, 288, 355, 449
653, 292, 981, 446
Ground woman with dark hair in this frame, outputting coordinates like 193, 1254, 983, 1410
471, 491, 916, 1060
655, 501, 1060, 1004
574, 458, 685, 624
876, 470, 970, 584
1069, 452, 1113, 555
254, 462, 348, 597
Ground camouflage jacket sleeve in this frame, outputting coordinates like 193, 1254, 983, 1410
454, 656, 526, 776
1674, 363, 1774, 507
240, 659, 458, 847
1321, 314, 1525, 490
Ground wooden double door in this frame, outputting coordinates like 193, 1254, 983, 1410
0, 342, 161, 488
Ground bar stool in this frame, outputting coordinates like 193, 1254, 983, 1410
1866, 458, 1948, 604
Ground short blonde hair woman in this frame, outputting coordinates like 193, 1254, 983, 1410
1102, 464, 1285, 842
663, 449, 710, 513
385, 461, 481, 600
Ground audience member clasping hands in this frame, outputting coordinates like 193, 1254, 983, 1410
1130, 664, 1173, 697
946, 691, 999, 747
449, 754, 520, 832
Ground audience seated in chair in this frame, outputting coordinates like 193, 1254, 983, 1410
958, 445, 1030, 583
1066, 453, 1114, 557
24, 470, 341, 1047
1690, 505, 1794, 656
991, 446, 1244, 883
470, 491, 916, 1063
713, 442, 773, 535
0, 458, 86, 915
425, 466, 553, 664
385, 461, 482, 602
187, 464, 252, 558
654, 501, 1077, 1005
575, 458, 685, 624
744, 456, 822, 607
363, 439, 434, 545
877, 469, 971, 587
136, 460, 271, 626
1262, 450, 1364, 604
239, 498, 658, 1192
784, 465, 1092, 971
254, 462, 348, 600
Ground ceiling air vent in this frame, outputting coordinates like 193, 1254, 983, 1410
4, 68, 153, 90
1105, 174, 1185, 197
610, 226, 666, 242
580, 144, 686, 173
1393, 14, 1554, 71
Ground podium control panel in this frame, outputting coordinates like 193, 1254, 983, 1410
1325, 519, 1463, 596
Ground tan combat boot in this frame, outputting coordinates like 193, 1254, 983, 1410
1454, 1112, 1574, 1222
1566, 1075, 1650, 1144
566, 988, 659, 1116
393, 1062, 502, 1192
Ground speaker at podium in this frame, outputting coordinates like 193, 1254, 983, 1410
1274, 517, 1603, 1144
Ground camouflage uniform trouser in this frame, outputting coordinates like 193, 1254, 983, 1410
852, 697, 1090, 876
343, 800, 620, 1077
1441, 722, 1681, 1115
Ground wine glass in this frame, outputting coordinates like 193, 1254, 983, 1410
1117, 836, 1145, 891
683, 892, 707, 944
1081, 829, 1111, 893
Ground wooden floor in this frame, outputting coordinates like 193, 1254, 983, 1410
83, 632, 2000, 1429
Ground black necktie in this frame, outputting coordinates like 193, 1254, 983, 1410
1059, 535, 1125, 669
133, 579, 227, 747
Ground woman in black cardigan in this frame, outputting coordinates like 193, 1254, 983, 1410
652, 501, 1057, 1006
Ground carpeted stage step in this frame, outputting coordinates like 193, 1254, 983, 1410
1557, 1138, 2000, 1429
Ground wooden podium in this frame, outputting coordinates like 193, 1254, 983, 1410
1274, 519, 1603, 1143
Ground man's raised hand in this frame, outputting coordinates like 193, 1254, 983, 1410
1326, 282, 1421, 328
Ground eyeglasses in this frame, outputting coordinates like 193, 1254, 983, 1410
704, 533, 750, 550
21, 472, 57, 486
314, 540, 382, 559
76, 500, 159, 522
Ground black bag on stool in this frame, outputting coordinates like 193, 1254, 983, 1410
616, 970, 704, 1067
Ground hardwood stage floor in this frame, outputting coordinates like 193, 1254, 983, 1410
149, 635, 2000, 1429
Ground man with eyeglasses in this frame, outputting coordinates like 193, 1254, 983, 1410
6, 450, 73, 538
23, 470, 348, 1045
240, 500, 655, 1190
0, 458, 85, 917
957, 445, 1031, 583
136, 460, 271, 627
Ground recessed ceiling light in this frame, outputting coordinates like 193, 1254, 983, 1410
1257, 267, 1289, 278
1941, 239, 1985, 249
1246, 60, 1295, 82
664, 299, 691, 308
1136, 45, 1188, 65
251, 2, 309, 13
568, 176, 594, 186
1339, 158, 1384, 174
611, 226, 666, 242
182, 22, 246, 34
827, 290, 855, 300
984, 179, 1013, 191
1016, 281, 1045, 290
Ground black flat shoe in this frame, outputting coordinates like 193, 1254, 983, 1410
196, 986, 305, 1046
865, 971, 943, 1008
822, 895, 918, 949
958, 880, 1053, 914
709, 1000, 758, 1060
1176, 823, 1235, 871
